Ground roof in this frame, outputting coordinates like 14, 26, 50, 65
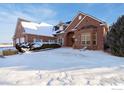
21, 20, 54, 36
79, 11, 107, 25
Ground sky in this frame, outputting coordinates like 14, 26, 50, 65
0, 3, 124, 43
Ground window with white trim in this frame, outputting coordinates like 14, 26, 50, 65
48, 40, 55, 44
57, 38, 64, 45
16, 38, 19, 44
20, 37, 25, 43
40, 39, 43, 42
33, 38, 41, 42
81, 33, 91, 46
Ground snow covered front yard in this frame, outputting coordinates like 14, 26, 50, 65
0, 48, 124, 85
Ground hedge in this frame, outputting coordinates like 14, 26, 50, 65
31, 44, 61, 51
2, 49, 18, 56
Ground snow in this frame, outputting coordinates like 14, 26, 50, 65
40, 22, 53, 27
21, 22, 53, 30
0, 48, 124, 85
0, 44, 13, 48
0, 47, 16, 51
24, 27, 53, 36
32, 41, 43, 48
21, 21, 40, 30
21, 21, 54, 36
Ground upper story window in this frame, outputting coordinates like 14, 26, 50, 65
78, 15, 82, 20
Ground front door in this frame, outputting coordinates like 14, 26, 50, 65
66, 32, 74, 47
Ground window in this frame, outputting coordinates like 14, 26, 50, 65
20, 37, 25, 43
57, 38, 64, 45
48, 40, 55, 44
92, 33, 97, 45
33, 38, 36, 42
16, 38, 19, 44
33, 38, 42, 42
40, 39, 43, 42
81, 33, 91, 46
79, 15, 82, 20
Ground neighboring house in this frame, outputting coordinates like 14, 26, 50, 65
54, 12, 109, 50
13, 18, 56, 46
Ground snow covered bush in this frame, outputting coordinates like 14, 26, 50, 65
20, 42, 30, 48
31, 43, 61, 51
106, 15, 124, 56
41, 44, 61, 49
15, 44, 25, 53
15, 41, 61, 52
31, 41, 43, 49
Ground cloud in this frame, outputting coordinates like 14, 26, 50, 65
22, 5, 57, 20
39, 8, 57, 18
0, 11, 36, 24
0, 4, 57, 24
0, 4, 58, 43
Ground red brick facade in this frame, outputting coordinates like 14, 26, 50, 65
55, 12, 109, 50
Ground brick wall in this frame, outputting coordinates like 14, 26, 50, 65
63, 13, 108, 50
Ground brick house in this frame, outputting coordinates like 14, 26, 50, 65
13, 18, 56, 46
13, 12, 108, 50
54, 12, 109, 50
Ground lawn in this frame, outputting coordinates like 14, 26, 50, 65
0, 48, 124, 85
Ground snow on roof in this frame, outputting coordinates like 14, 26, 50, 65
40, 22, 53, 27
21, 21, 54, 36
21, 21, 40, 30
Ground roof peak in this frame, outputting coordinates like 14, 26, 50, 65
18, 18, 31, 22
78, 11, 107, 25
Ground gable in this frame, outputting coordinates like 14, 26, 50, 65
65, 13, 86, 31
76, 16, 102, 30
65, 12, 107, 32
14, 19, 25, 38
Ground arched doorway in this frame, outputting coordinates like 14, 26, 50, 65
66, 32, 75, 47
